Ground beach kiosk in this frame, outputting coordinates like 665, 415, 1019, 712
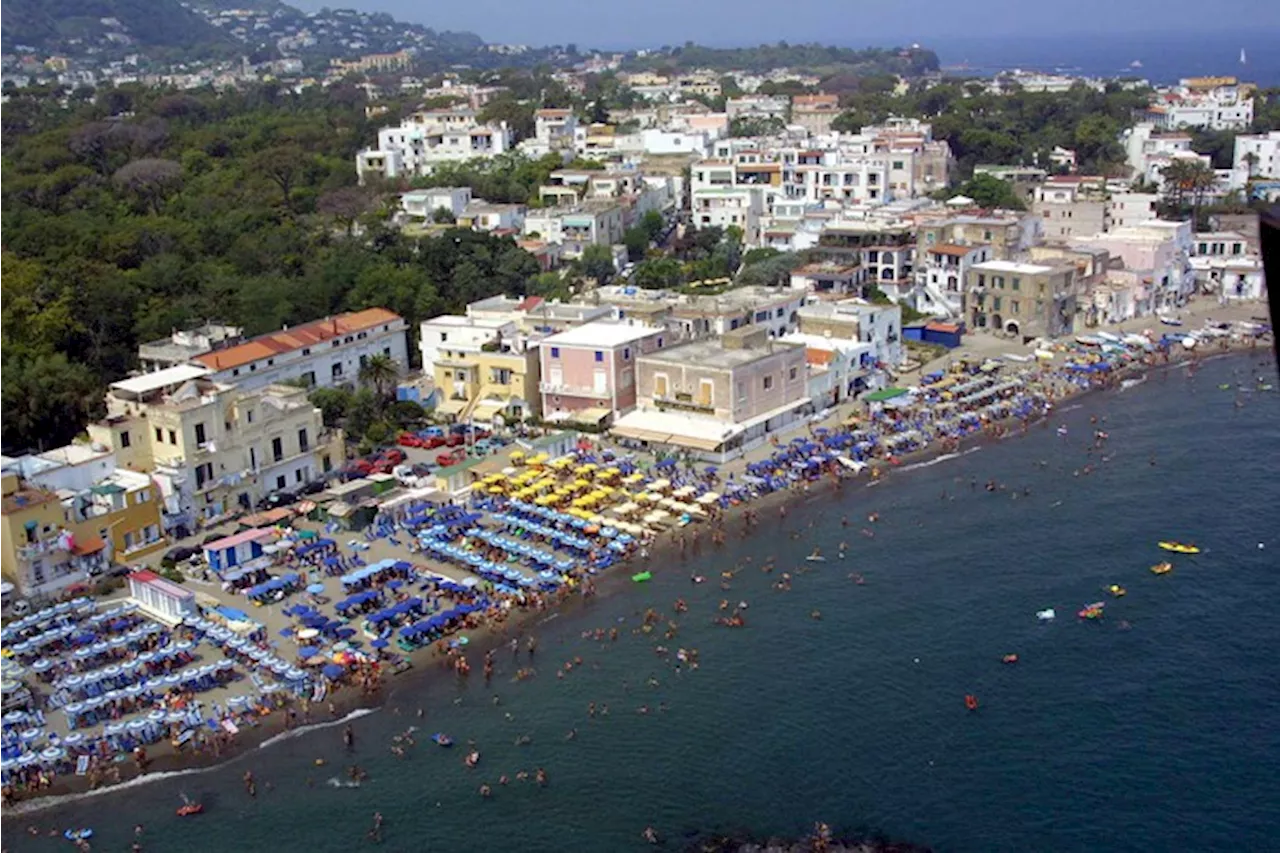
128, 569, 197, 625
204, 528, 275, 573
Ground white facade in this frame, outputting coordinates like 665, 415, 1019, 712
915, 243, 993, 318
1108, 192, 1161, 229
401, 187, 472, 219
356, 108, 515, 183
418, 315, 514, 373
1234, 131, 1280, 179
639, 129, 711, 157
193, 310, 410, 393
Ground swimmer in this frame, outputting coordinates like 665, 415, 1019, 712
811, 610, 822, 620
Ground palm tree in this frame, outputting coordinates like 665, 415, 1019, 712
1242, 151, 1260, 180
358, 354, 400, 403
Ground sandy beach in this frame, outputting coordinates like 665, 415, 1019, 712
3, 296, 1272, 813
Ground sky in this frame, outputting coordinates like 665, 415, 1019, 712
292, 0, 1280, 50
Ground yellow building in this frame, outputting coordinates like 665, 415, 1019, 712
433, 344, 541, 425
61, 469, 167, 565
2, 474, 79, 600
88, 369, 343, 525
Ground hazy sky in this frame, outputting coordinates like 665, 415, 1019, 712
293, 0, 1279, 49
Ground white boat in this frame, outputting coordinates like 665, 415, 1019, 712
1095, 331, 1122, 343
1036, 609, 1056, 621
1181, 336, 1197, 349
1159, 315, 1183, 327
837, 456, 868, 473
1003, 353, 1033, 363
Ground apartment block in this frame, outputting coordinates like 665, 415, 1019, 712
915, 242, 993, 318
538, 322, 667, 426
87, 372, 342, 525
192, 309, 409, 392
1032, 177, 1110, 240
356, 107, 515, 182
790, 93, 841, 134
612, 326, 809, 459
432, 337, 541, 425
966, 260, 1077, 339
796, 299, 904, 368
419, 315, 515, 374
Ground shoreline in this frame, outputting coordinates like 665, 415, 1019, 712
3, 334, 1272, 818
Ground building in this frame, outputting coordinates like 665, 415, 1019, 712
138, 323, 244, 373
466, 295, 611, 334
966, 260, 1077, 339
611, 326, 809, 460
87, 373, 342, 525
2, 474, 82, 601
400, 187, 472, 221
914, 243, 992, 318
1146, 77, 1254, 131
779, 333, 877, 407
432, 335, 542, 425
796, 299, 904, 369
918, 211, 1039, 261
788, 262, 866, 296
127, 569, 197, 625
192, 309, 409, 392
1233, 131, 1280, 180
522, 201, 626, 258
59, 468, 167, 567
1108, 192, 1161, 229
419, 315, 514, 374
812, 221, 914, 300
1032, 177, 1110, 240
356, 107, 515, 183
790, 93, 841, 134
538, 322, 666, 426
1072, 221, 1195, 313
1192, 256, 1266, 301
725, 94, 790, 122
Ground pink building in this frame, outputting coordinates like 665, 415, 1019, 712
538, 322, 666, 426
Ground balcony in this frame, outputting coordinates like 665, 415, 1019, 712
539, 381, 602, 397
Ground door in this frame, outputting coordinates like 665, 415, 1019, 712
593, 369, 608, 394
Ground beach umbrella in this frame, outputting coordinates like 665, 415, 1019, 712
297, 646, 320, 659
321, 664, 345, 680
370, 639, 389, 649
166, 712, 187, 724
18, 753, 39, 766
127, 719, 149, 732
259, 683, 282, 693
147, 710, 166, 722
216, 659, 235, 670
307, 583, 326, 595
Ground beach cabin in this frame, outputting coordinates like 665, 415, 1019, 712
922, 322, 964, 349
203, 528, 276, 573
128, 569, 197, 625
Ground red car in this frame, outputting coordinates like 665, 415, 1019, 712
397, 433, 423, 448
444, 434, 464, 448
436, 449, 465, 467
425, 436, 446, 449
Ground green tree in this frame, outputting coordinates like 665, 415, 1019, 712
1, 353, 103, 451
431, 206, 457, 224
952, 173, 1025, 210
632, 257, 684, 290
639, 209, 666, 242
358, 353, 401, 403
622, 226, 649, 261
579, 244, 617, 284
310, 386, 354, 428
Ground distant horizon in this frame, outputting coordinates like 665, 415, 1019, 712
288, 0, 1280, 52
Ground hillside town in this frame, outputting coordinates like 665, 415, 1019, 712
1, 61, 1273, 613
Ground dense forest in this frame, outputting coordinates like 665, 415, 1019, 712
0, 83, 543, 453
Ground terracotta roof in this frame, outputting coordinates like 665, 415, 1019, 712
72, 534, 106, 555
929, 243, 975, 258
535, 109, 572, 117
194, 309, 402, 372
925, 322, 961, 333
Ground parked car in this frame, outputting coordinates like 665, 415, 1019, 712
298, 479, 327, 496
435, 449, 466, 467
162, 546, 198, 567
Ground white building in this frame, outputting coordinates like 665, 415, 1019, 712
1233, 131, 1280, 180
356, 107, 515, 183
400, 187, 472, 220
418, 315, 515, 374
796, 299, 904, 368
191, 308, 410, 392
914, 242, 992, 319
1108, 192, 1161, 229
1147, 78, 1254, 131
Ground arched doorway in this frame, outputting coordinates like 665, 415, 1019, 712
1004, 319, 1021, 336
992, 313, 1003, 330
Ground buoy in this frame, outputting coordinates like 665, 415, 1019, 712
964, 694, 979, 711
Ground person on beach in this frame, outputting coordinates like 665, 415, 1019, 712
243, 770, 256, 797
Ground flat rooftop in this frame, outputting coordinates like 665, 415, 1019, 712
110, 364, 212, 397
972, 260, 1059, 275
542, 321, 661, 348
421, 315, 510, 329
642, 338, 802, 371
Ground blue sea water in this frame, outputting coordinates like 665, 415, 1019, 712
5, 352, 1280, 852
931, 30, 1280, 86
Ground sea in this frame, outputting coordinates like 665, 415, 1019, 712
931, 30, 1280, 87
5, 352, 1280, 852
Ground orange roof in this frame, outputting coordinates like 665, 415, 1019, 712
925, 322, 961, 333
535, 109, 572, 117
72, 534, 106, 556
929, 243, 974, 258
805, 348, 834, 366
793, 94, 839, 108
194, 308, 402, 372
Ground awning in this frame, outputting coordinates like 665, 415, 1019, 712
566, 407, 612, 425
671, 434, 726, 452
470, 400, 508, 423
610, 426, 673, 444
435, 398, 467, 417
72, 534, 106, 556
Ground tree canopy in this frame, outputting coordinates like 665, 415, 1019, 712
0, 82, 542, 452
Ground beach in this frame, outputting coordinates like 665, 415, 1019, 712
3, 342, 1277, 852
2, 299, 1275, 825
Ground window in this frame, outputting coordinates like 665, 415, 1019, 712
623, 347, 631, 361
383, 347, 391, 356
550, 347, 560, 359
272, 437, 284, 462
594, 351, 603, 362
276, 475, 287, 490
249, 363, 257, 372
789, 367, 798, 380
168, 429, 177, 444
332, 363, 343, 379
993, 296, 1003, 312
763, 375, 774, 391
155, 427, 163, 442
233, 368, 240, 376
267, 359, 274, 366
298, 429, 309, 452
322, 455, 332, 473
654, 373, 669, 398
249, 446, 257, 470
138, 489, 150, 503
194, 423, 207, 446
736, 380, 746, 404
892, 160, 904, 170
657, 337, 664, 348
224, 420, 232, 433
994, 276, 1004, 289
302, 348, 311, 356
332, 341, 340, 348
295, 469, 305, 483
977, 274, 985, 288
1012, 278, 1021, 291
119, 430, 131, 448
1011, 300, 1020, 314
344, 336, 354, 344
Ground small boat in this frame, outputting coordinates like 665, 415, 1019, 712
1078, 602, 1105, 620
177, 803, 204, 817
964, 694, 979, 711
1159, 315, 1183, 327
631, 571, 652, 583
805, 553, 827, 563
1219, 384, 1233, 390
1150, 562, 1173, 575
1107, 584, 1126, 597
1002, 654, 1019, 664
432, 733, 453, 747
64, 829, 94, 841
1036, 608, 1056, 621
1158, 541, 1200, 554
